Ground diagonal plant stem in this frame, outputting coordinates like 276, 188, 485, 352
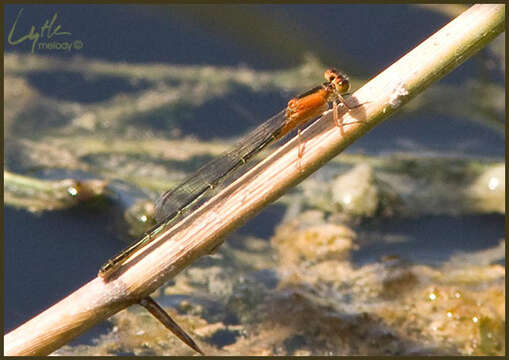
4, 4, 505, 356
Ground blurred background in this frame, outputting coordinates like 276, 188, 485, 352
4, 4, 505, 356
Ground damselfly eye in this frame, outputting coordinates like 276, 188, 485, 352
336, 76, 350, 94
323, 69, 350, 94
324, 68, 339, 82
324, 68, 349, 93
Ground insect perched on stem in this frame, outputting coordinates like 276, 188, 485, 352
100, 68, 362, 355
99, 68, 355, 279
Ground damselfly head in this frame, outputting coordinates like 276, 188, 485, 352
324, 68, 350, 95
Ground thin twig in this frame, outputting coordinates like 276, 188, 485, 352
4, 4, 504, 356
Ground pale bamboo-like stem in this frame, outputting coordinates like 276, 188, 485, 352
4, 4, 504, 356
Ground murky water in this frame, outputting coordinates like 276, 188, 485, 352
4, 4, 504, 356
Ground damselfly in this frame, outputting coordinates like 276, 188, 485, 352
98, 68, 361, 354
99, 68, 355, 279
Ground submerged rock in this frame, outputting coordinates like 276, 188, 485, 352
272, 215, 357, 267
332, 164, 380, 217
